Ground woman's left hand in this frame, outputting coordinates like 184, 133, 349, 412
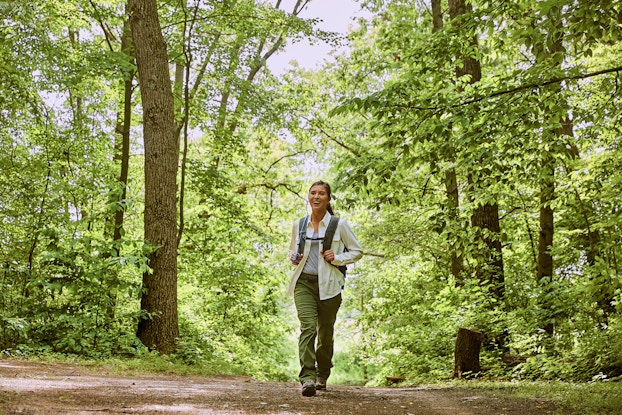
290, 252, 303, 265
323, 249, 335, 262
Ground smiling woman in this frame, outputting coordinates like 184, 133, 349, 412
286, 180, 363, 397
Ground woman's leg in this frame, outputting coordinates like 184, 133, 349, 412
294, 279, 320, 383
316, 293, 342, 381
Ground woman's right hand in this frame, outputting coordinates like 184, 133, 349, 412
290, 252, 303, 265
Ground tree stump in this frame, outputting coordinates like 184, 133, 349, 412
453, 328, 482, 378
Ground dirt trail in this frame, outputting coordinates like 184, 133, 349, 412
0, 360, 560, 414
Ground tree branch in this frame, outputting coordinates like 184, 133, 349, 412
401, 65, 622, 111
466, 65, 622, 106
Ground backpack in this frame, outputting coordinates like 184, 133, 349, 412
297, 216, 347, 277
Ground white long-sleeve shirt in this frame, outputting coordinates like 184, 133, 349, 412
287, 212, 363, 300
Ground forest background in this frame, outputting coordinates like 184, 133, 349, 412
1, 0, 622, 388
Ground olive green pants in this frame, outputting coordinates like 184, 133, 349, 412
294, 277, 342, 383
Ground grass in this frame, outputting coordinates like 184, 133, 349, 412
3, 351, 242, 378
451, 380, 622, 415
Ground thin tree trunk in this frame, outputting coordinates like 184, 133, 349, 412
537, 152, 555, 335
214, 0, 305, 146
113, 16, 134, 253
129, 0, 180, 354
445, 170, 463, 279
534, 9, 566, 338
175, 0, 200, 246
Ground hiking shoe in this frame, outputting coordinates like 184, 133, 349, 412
301, 380, 316, 397
316, 377, 327, 390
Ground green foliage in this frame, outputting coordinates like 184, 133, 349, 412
2, 0, 622, 388
340, 256, 455, 384
1, 224, 149, 356
0, 0, 311, 380
312, 0, 622, 384
331, 349, 377, 386
174, 150, 298, 380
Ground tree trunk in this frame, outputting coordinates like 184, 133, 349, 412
113, 15, 134, 253
534, 7, 568, 338
432, 0, 464, 281
448, 0, 481, 84
470, 197, 505, 301
449, 0, 504, 301
445, 169, 464, 280
129, 0, 180, 354
537, 152, 555, 335
454, 328, 482, 378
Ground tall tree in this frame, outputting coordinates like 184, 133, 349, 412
432, 0, 463, 281
128, 0, 180, 353
448, 0, 505, 304
533, 9, 563, 337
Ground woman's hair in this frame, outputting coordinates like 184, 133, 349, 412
309, 180, 334, 215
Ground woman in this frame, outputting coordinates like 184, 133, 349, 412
288, 180, 363, 397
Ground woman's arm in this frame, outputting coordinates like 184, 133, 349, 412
331, 219, 363, 265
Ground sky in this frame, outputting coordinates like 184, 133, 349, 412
268, 0, 368, 74
265, 1, 371, 195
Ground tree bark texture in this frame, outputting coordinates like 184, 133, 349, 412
431, 0, 443, 34
448, 0, 481, 83
470, 199, 505, 301
454, 328, 482, 378
128, 0, 180, 354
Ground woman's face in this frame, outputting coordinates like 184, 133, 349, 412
308, 184, 330, 213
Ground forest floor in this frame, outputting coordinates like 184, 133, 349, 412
0, 359, 569, 415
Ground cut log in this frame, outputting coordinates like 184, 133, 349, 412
453, 328, 482, 378
502, 353, 527, 367
385, 376, 406, 384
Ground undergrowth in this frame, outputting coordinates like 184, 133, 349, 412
449, 380, 622, 415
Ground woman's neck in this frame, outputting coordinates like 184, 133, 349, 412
311, 209, 326, 223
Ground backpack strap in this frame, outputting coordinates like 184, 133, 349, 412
297, 216, 309, 255
323, 216, 347, 277
322, 216, 340, 252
